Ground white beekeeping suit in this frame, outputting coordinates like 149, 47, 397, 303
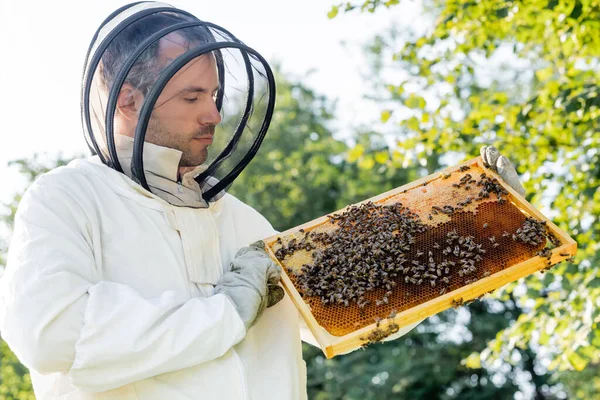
0, 2, 315, 398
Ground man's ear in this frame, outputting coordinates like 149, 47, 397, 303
117, 84, 144, 120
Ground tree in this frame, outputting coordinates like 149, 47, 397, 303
329, 0, 600, 394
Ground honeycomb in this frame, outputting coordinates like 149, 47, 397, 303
266, 164, 560, 337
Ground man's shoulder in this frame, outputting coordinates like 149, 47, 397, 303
222, 193, 277, 236
23, 157, 130, 210
28, 158, 106, 195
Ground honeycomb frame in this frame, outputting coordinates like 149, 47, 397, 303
263, 157, 577, 358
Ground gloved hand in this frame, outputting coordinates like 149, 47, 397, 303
480, 145, 526, 197
246, 240, 285, 307
214, 241, 283, 331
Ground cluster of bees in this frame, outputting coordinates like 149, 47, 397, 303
286, 201, 427, 309
359, 312, 401, 346
514, 217, 551, 247
272, 168, 557, 310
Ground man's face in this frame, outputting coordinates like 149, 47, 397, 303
143, 33, 222, 167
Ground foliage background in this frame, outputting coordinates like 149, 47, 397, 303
1, 0, 599, 398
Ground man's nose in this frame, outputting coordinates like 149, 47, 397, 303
200, 100, 222, 126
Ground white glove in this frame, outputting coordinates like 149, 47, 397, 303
215, 241, 282, 331
480, 145, 526, 197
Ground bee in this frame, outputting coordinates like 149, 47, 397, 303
483, 223, 489, 229
451, 298, 464, 308
454, 246, 461, 256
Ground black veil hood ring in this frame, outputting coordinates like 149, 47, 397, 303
81, 1, 276, 203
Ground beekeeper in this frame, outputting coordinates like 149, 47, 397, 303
0, 2, 525, 399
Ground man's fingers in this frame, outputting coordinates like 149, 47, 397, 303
267, 262, 282, 284
484, 146, 501, 171
480, 146, 489, 166
497, 156, 526, 197
267, 284, 285, 307
249, 240, 266, 251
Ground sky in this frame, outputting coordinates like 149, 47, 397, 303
0, 0, 422, 202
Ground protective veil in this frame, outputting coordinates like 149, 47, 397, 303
82, 1, 275, 207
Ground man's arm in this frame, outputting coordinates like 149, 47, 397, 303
0, 174, 247, 393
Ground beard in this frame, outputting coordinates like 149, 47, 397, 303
145, 114, 215, 167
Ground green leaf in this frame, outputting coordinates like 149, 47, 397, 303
406, 116, 420, 131
588, 277, 600, 288
406, 94, 427, 109
375, 151, 389, 164
567, 351, 589, 371
348, 144, 365, 162
327, 5, 339, 19
535, 67, 554, 82
358, 156, 376, 170
464, 352, 482, 369
539, 330, 550, 345
380, 110, 392, 123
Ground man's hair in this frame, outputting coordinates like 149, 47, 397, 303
99, 12, 214, 95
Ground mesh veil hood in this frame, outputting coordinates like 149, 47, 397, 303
81, 1, 276, 205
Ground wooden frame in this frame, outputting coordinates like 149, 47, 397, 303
263, 156, 577, 358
